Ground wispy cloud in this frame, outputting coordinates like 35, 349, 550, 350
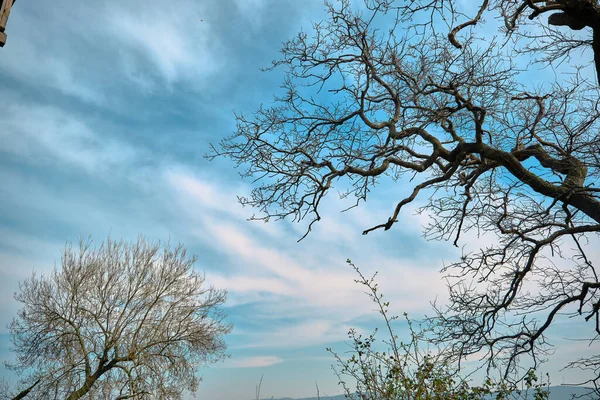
162, 170, 452, 352
0, 0, 238, 108
232, 320, 360, 350
222, 356, 284, 369
0, 104, 140, 173
108, 1, 223, 87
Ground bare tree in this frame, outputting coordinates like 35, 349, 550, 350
5, 236, 231, 399
210, 0, 600, 391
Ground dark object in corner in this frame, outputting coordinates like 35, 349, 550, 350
548, 11, 587, 30
0, 0, 16, 47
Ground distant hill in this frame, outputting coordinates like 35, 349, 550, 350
259, 386, 596, 400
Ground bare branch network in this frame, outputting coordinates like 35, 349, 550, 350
210, 0, 600, 390
6, 237, 231, 400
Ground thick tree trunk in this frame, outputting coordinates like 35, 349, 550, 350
65, 377, 98, 400
594, 26, 600, 85
65, 366, 109, 400
10, 379, 39, 400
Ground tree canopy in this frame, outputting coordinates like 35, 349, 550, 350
211, 0, 600, 390
5, 237, 231, 400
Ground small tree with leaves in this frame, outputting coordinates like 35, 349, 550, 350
328, 260, 550, 400
4, 236, 231, 400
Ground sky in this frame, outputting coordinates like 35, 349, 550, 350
0, 1, 597, 399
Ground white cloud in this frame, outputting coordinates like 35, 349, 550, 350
108, 3, 223, 86
0, 104, 139, 174
234, 320, 357, 350
160, 174, 453, 349
0, 0, 230, 106
0, 1, 109, 103
212, 275, 292, 295
0, 123, 453, 352
165, 169, 283, 237
0, 38, 103, 103
0, 227, 64, 263
232, 0, 267, 28
205, 219, 446, 309
222, 356, 284, 368
162, 167, 452, 319
165, 171, 246, 218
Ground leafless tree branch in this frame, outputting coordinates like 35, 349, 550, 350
210, 0, 600, 390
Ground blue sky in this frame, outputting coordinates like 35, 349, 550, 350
0, 1, 597, 399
